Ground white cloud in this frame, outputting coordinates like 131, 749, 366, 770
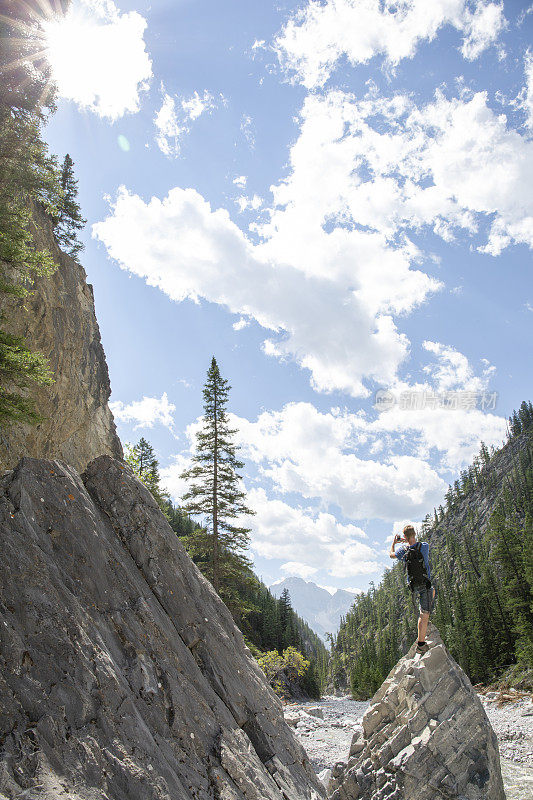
258, 87, 533, 266
518, 50, 533, 130
94, 82, 531, 400
275, 0, 506, 88
422, 340, 487, 392
234, 403, 447, 520
154, 86, 216, 156
110, 391, 176, 430
93, 185, 417, 397
460, 0, 506, 60
280, 561, 318, 579
235, 194, 263, 213
160, 453, 191, 501
44, 0, 152, 119
232, 351, 505, 519
233, 317, 250, 331
241, 114, 255, 148
247, 488, 379, 578
233, 175, 248, 189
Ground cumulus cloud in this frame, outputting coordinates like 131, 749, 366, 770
232, 345, 505, 520
422, 341, 492, 392
94, 79, 531, 397
235, 194, 263, 213
154, 86, 216, 156
93, 185, 418, 397
159, 453, 191, 501
43, 0, 152, 119
234, 403, 447, 520
275, 0, 506, 88
257, 87, 533, 268
110, 391, 176, 430
460, 0, 506, 60
280, 561, 318, 579
246, 488, 379, 578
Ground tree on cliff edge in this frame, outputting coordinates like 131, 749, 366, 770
180, 357, 255, 596
124, 437, 170, 511
54, 154, 86, 262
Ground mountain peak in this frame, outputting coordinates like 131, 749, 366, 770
270, 577, 357, 641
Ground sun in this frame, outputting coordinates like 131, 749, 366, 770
2, 0, 151, 119
41, 5, 100, 107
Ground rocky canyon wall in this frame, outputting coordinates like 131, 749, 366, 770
0, 203, 122, 473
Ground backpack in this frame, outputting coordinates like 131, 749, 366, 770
404, 542, 430, 590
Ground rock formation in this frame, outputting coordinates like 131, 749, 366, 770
328, 627, 505, 800
0, 203, 122, 474
0, 454, 326, 800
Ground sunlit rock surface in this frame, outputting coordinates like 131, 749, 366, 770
0, 204, 122, 474
328, 627, 505, 800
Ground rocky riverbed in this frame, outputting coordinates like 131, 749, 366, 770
285, 693, 533, 800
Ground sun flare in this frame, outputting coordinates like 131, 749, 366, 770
41, 0, 151, 119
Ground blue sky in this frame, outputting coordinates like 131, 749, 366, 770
42, 0, 532, 593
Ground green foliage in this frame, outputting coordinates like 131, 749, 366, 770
329, 408, 533, 695
257, 646, 311, 699
0, 98, 61, 425
180, 356, 255, 594
0, 9, 85, 426
53, 154, 86, 261
0, 328, 55, 425
124, 437, 170, 512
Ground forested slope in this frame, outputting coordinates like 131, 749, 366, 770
329, 402, 533, 696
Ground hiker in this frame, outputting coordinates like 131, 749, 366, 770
389, 524, 435, 654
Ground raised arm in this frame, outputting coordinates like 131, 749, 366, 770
389, 533, 401, 559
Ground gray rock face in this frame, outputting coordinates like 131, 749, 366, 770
0, 203, 122, 474
0, 455, 326, 800
328, 628, 505, 800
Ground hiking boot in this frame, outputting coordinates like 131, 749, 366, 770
416, 641, 430, 655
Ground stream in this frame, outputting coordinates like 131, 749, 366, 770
285, 695, 533, 800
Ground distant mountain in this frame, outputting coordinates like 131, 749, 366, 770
269, 576, 357, 642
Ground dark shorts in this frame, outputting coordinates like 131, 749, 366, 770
412, 583, 435, 614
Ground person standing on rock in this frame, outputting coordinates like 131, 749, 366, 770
389, 524, 436, 655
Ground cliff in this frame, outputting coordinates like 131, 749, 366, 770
0, 454, 326, 800
328, 627, 505, 800
0, 203, 122, 473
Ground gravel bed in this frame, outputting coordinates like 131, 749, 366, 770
480, 693, 533, 766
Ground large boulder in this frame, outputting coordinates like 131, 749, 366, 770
328, 627, 505, 800
0, 455, 326, 800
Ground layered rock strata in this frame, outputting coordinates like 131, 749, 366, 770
328, 628, 505, 800
0, 455, 326, 800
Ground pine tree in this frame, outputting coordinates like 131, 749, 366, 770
180, 357, 255, 595
54, 154, 86, 261
124, 437, 170, 511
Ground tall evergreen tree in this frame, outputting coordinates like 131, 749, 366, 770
180, 357, 255, 595
54, 154, 86, 261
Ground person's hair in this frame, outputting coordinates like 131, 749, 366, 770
403, 524, 416, 540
